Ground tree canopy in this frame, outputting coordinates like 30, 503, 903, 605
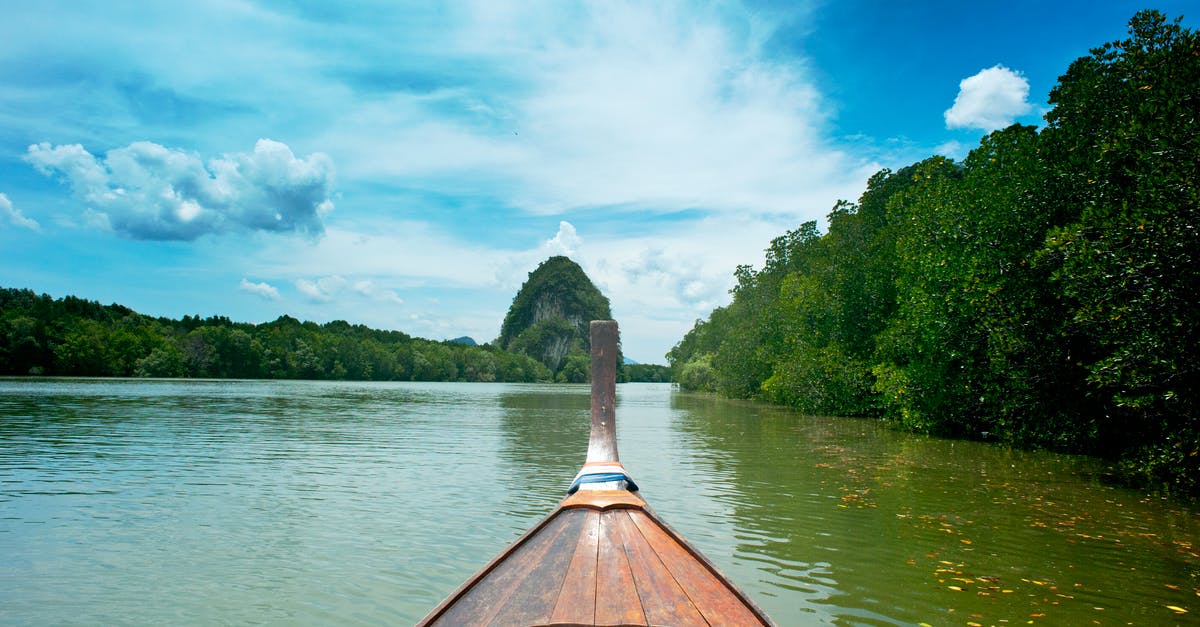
0, 288, 551, 383
668, 11, 1199, 494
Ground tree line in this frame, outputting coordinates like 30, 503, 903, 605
668, 11, 1199, 494
0, 288, 553, 382
0, 287, 673, 384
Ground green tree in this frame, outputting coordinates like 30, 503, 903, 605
676, 353, 717, 392
555, 351, 590, 383
53, 319, 112, 375
135, 345, 186, 377
1, 315, 46, 374
872, 133, 1064, 440
1040, 10, 1200, 488
461, 348, 497, 382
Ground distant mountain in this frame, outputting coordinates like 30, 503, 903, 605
498, 256, 614, 382
448, 336, 477, 346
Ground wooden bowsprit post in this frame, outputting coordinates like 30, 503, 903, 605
587, 320, 619, 464
418, 320, 773, 626
570, 320, 637, 495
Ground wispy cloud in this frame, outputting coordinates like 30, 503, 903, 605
944, 65, 1032, 131
295, 275, 348, 302
314, 1, 876, 218
239, 278, 280, 300
0, 193, 40, 231
292, 274, 404, 305
24, 139, 334, 241
351, 279, 404, 305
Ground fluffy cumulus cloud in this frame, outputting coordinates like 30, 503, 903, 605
0, 193, 40, 231
944, 65, 1033, 131
239, 278, 280, 300
24, 139, 334, 240
545, 221, 582, 256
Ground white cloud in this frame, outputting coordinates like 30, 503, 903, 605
239, 278, 280, 300
0, 193, 40, 231
545, 221, 581, 256
560, 213, 808, 360
4, 2, 889, 363
251, 221, 497, 289
352, 279, 404, 305
944, 65, 1032, 131
315, 2, 876, 219
293, 274, 405, 307
295, 275, 348, 302
24, 139, 334, 240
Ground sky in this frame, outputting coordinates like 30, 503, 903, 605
1, 1, 1195, 363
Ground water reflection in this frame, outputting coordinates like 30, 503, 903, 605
668, 390, 1199, 625
2, 379, 1196, 625
495, 385, 590, 516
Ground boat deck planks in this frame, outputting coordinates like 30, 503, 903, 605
548, 510, 600, 624
594, 507, 647, 626
420, 495, 770, 626
627, 507, 767, 625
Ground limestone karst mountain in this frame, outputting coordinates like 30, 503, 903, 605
498, 256, 615, 382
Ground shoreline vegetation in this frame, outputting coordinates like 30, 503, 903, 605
0, 287, 672, 385
669, 11, 1198, 496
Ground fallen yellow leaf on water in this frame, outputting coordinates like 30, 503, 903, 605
948, 585, 964, 591
1167, 605, 1188, 614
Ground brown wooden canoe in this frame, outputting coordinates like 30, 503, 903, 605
418, 321, 773, 626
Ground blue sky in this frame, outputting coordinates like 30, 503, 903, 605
1, 1, 1194, 363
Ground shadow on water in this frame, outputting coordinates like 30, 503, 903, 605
668, 390, 1200, 626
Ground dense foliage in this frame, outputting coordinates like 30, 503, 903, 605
669, 11, 1199, 494
624, 363, 673, 383
499, 256, 618, 382
0, 288, 552, 382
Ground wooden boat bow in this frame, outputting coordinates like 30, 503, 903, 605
418, 321, 773, 626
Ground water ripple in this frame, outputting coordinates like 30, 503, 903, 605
1, 380, 1197, 625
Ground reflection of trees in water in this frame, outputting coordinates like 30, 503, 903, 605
672, 392, 1031, 623
668, 390, 1200, 625
496, 386, 591, 504
671, 392, 1081, 621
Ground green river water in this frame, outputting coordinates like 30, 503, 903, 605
1, 379, 1196, 625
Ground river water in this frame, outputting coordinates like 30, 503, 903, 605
0, 379, 1196, 625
